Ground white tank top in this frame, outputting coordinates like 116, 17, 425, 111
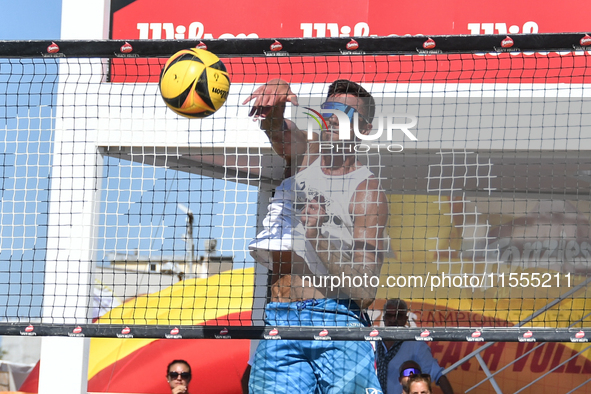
249, 157, 386, 277
294, 158, 375, 258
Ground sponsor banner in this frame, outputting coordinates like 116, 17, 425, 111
371, 299, 591, 393
430, 339, 591, 393
111, 0, 590, 40
383, 194, 591, 288
109, 0, 591, 85
110, 51, 591, 84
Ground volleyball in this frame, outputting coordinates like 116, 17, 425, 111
159, 48, 230, 118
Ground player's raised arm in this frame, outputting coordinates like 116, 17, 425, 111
242, 79, 308, 165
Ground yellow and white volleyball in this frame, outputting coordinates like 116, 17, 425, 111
159, 48, 230, 118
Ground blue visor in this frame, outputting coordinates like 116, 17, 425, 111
400, 367, 421, 378
320, 101, 370, 124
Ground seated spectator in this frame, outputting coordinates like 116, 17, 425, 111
398, 360, 422, 394
376, 299, 454, 394
408, 374, 432, 394
166, 359, 192, 394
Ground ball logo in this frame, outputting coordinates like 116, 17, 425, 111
25, 325, 34, 332
346, 39, 359, 51
423, 38, 436, 49
47, 42, 60, 54
369, 329, 380, 337
319, 329, 329, 337
220, 328, 229, 335
121, 327, 131, 335
270, 40, 283, 51
170, 327, 180, 335
120, 42, 133, 54
269, 328, 279, 336
73, 326, 82, 334
196, 41, 208, 50
501, 36, 514, 48
575, 330, 585, 339
420, 330, 430, 337
471, 331, 482, 338
580, 35, 591, 46
523, 330, 533, 338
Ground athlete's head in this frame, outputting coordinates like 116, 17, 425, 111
399, 360, 422, 394
327, 79, 375, 124
321, 80, 375, 143
408, 374, 432, 394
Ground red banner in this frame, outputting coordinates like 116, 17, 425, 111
111, 0, 589, 40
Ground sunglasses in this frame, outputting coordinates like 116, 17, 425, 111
168, 372, 191, 380
400, 367, 421, 377
320, 101, 370, 124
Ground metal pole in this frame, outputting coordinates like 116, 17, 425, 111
186, 211, 194, 278
465, 310, 591, 392
443, 274, 591, 376
565, 376, 591, 394
474, 353, 503, 394
178, 204, 195, 278
513, 344, 591, 394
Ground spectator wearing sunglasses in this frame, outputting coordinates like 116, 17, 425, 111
243, 79, 388, 394
398, 361, 422, 394
408, 374, 433, 394
376, 299, 454, 394
166, 360, 192, 394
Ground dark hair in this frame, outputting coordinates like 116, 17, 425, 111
408, 374, 432, 393
399, 360, 422, 378
167, 359, 191, 375
384, 298, 408, 313
327, 79, 376, 123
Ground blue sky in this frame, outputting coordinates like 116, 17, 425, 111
0, 0, 258, 321
0, 0, 62, 320
97, 158, 258, 268
0, 1, 62, 40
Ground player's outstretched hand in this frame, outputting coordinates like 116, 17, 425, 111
243, 79, 298, 119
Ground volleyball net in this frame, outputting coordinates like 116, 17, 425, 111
0, 34, 590, 341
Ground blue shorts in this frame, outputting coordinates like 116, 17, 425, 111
249, 299, 383, 394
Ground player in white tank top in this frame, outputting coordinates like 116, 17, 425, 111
244, 79, 389, 394
249, 158, 377, 277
